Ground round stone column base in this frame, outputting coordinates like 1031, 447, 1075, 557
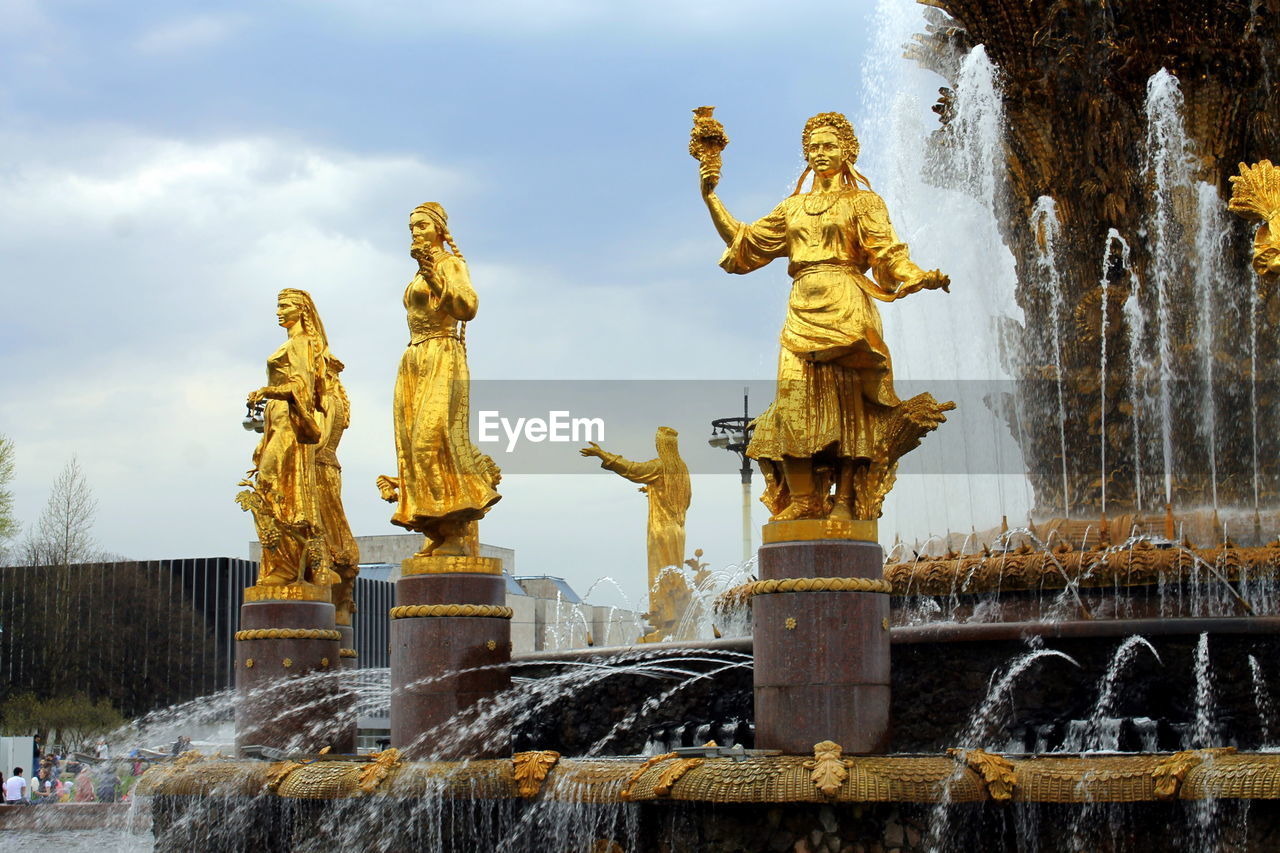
235, 599, 355, 756
753, 537, 891, 754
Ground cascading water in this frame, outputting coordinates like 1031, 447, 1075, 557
1188, 632, 1220, 748
1194, 183, 1230, 513
1123, 262, 1149, 514
1144, 68, 1198, 511
1060, 636, 1161, 752
1031, 196, 1072, 516
1249, 655, 1276, 748
860, 3, 1026, 542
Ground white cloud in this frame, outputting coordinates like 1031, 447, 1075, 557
133, 14, 242, 55
0, 123, 768, 606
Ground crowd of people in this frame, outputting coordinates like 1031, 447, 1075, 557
3, 743, 152, 805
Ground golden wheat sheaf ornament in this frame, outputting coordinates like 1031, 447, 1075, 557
1229, 160, 1280, 277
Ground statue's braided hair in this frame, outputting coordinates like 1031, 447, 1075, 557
412, 202, 469, 349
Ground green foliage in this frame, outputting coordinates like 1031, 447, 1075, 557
0, 691, 125, 751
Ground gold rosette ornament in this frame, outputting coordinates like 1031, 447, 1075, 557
689, 106, 728, 174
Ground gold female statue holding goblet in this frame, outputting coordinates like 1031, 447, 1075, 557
696, 109, 954, 528
237, 288, 334, 590
377, 203, 501, 558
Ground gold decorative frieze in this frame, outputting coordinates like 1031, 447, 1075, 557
141, 751, 1280, 805
243, 582, 333, 603
401, 555, 503, 576
763, 519, 879, 544
884, 543, 1280, 597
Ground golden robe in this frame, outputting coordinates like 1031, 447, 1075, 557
391, 255, 500, 534
599, 445, 691, 639
317, 383, 358, 621
720, 189, 928, 462
252, 336, 323, 583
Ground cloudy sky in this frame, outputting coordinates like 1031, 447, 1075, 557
0, 0, 1030, 608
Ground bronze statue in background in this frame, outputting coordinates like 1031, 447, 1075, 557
237, 289, 334, 590
317, 353, 360, 624
378, 203, 501, 557
581, 427, 691, 640
1230, 160, 1280, 279
695, 110, 954, 527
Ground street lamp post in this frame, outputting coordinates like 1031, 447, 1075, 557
709, 390, 755, 564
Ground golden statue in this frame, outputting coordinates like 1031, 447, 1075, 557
237, 289, 334, 591
581, 427, 691, 640
696, 110, 954, 528
1229, 160, 1280, 278
317, 353, 360, 624
377, 203, 501, 557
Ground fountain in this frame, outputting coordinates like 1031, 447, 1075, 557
26, 1, 1280, 851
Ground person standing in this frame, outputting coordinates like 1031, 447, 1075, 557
95, 739, 109, 760
4, 768, 27, 804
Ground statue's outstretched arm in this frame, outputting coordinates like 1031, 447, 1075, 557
702, 163, 742, 246
857, 192, 949, 297
581, 442, 660, 485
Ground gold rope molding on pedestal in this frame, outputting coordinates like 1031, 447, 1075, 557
389, 604, 514, 620
234, 628, 343, 641
338, 648, 358, 658
729, 577, 893, 598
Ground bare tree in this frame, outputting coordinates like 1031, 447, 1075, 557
23, 455, 98, 567
0, 434, 16, 560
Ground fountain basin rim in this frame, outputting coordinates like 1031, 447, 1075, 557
893, 615, 1280, 644
135, 750, 1280, 804
508, 616, 1276, 667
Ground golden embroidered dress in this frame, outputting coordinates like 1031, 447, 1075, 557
252, 336, 323, 583
391, 254, 500, 536
719, 189, 930, 464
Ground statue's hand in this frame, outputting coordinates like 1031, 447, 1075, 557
700, 162, 720, 198
579, 442, 605, 459
246, 388, 268, 406
898, 269, 950, 298
375, 475, 400, 503
411, 245, 435, 274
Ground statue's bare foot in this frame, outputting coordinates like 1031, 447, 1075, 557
828, 502, 854, 521
257, 574, 291, 586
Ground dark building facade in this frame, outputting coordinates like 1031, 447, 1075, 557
0, 558, 391, 719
